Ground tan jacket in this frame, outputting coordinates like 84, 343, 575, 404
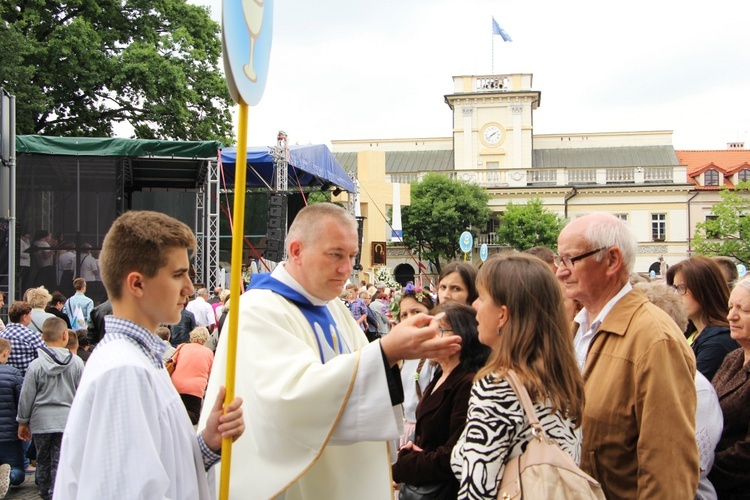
580, 290, 699, 500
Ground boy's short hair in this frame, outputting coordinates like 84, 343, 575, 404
0, 338, 10, 354
155, 326, 171, 341
9, 301, 32, 323
76, 330, 90, 348
42, 317, 67, 342
100, 211, 196, 300
73, 278, 86, 291
66, 330, 79, 350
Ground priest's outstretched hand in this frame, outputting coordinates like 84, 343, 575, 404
380, 312, 461, 367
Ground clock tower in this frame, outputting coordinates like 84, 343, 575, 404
445, 74, 540, 174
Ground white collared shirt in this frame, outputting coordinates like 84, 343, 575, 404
185, 296, 216, 327
573, 282, 632, 372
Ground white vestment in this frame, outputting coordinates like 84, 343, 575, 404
55, 338, 215, 499
202, 265, 402, 499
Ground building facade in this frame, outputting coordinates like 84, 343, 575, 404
334, 72, 746, 281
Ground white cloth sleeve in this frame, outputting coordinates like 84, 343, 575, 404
329, 341, 402, 444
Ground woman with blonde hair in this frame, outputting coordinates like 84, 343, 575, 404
451, 254, 584, 499
26, 287, 55, 334
169, 326, 214, 424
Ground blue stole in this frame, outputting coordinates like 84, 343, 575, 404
249, 274, 350, 363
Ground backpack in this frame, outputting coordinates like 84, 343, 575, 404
497, 370, 605, 500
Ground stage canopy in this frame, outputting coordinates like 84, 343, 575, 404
17, 136, 354, 192
220, 143, 355, 192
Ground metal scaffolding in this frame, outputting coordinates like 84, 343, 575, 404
194, 159, 221, 289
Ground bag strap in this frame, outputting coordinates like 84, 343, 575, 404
30, 317, 44, 333
170, 343, 185, 363
505, 369, 546, 439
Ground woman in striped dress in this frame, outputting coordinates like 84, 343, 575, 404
451, 254, 584, 499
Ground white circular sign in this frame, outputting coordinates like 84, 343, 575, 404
459, 231, 473, 254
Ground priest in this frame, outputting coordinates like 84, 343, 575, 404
203, 202, 461, 499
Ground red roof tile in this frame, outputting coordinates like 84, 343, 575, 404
676, 150, 750, 175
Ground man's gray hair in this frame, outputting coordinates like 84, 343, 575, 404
734, 275, 750, 294
584, 214, 637, 273
196, 288, 209, 298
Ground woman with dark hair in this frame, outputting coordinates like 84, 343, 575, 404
452, 254, 584, 499
437, 262, 478, 305
667, 256, 739, 380
46, 291, 72, 329
393, 302, 490, 499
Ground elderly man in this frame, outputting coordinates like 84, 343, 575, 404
555, 213, 699, 499
202, 203, 460, 499
186, 288, 217, 332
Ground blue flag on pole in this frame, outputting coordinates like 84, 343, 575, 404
492, 17, 512, 42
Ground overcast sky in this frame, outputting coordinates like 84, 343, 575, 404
190, 0, 750, 151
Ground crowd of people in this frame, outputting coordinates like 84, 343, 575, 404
0, 204, 746, 499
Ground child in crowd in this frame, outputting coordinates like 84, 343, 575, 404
0, 338, 25, 496
17, 317, 84, 500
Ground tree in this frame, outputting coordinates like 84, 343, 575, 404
496, 198, 565, 251
402, 173, 490, 274
1, 0, 234, 143
693, 182, 750, 266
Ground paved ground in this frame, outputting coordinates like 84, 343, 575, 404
5, 473, 40, 500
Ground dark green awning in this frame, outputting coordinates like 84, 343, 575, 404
16, 135, 222, 159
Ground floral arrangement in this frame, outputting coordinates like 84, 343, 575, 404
390, 283, 430, 319
403, 283, 426, 303
373, 266, 399, 289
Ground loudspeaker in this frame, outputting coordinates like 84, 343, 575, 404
265, 193, 288, 261
264, 239, 283, 262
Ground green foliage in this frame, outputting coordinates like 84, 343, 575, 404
1, 0, 234, 143
693, 182, 750, 266
496, 199, 565, 251
402, 173, 490, 273
306, 191, 332, 205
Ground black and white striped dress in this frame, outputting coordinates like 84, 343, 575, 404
451, 374, 581, 499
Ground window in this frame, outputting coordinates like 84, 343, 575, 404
704, 169, 720, 186
739, 169, 750, 183
613, 213, 628, 223
486, 162, 500, 185
651, 213, 666, 241
705, 215, 720, 239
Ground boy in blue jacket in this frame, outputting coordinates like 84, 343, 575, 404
0, 338, 24, 496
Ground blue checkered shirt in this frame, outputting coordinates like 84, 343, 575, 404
0, 323, 44, 377
101, 316, 221, 470
349, 298, 368, 331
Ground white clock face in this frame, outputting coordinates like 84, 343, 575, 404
482, 125, 503, 146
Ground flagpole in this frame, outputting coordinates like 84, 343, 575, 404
219, 102, 249, 500
491, 33, 494, 74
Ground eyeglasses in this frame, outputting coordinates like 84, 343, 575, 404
553, 247, 609, 269
671, 284, 688, 296
438, 328, 453, 337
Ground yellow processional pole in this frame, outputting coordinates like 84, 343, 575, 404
220, 103, 248, 500
219, 1, 273, 498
